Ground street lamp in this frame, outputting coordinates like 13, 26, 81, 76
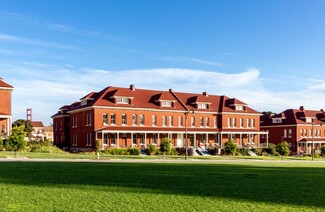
311, 119, 315, 161
184, 109, 194, 160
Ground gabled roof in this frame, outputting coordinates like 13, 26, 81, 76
0, 78, 13, 89
52, 84, 260, 115
261, 107, 325, 126
31, 121, 44, 128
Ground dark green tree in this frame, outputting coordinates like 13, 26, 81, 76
320, 145, 325, 157
276, 141, 290, 156
224, 139, 237, 155
12, 119, 33, 138
160, 137, 172, 154
6, 125, 27, 157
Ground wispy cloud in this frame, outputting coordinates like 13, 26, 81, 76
160, 56, 224, 66
2, 62, 325, 124
0, 11, 122, 42
0, 33, 77, 50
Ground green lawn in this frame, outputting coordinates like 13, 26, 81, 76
0, 161, 324, 211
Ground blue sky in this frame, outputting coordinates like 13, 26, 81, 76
0, 0, 324, 125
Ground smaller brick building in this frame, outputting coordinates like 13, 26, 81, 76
261, 106, 325, 154
0, 77, 13, 139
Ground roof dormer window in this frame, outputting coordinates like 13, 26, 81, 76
306, 118, 312, 123
272, 118, 282, 123
117, 97, 130, 104
198, 103, 208, 109
81, 99, 87, 106
162, 101, 172, 107
236, 105, 244, 111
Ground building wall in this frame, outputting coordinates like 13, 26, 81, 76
0, 89, 11, 115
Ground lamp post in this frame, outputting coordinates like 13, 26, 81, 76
184, 109, 194, 160
311, 119, 315, 161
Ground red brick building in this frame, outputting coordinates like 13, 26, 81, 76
0, 78, 13, 139
260, 106, 325, 154
52, 84, 267, 152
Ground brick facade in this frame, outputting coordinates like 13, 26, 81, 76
261, 107, 325, 154
52, 85, 267, 152
0, 78, 13, 138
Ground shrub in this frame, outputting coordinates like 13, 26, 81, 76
160, 138, 172, 154
251, 148, 263, 156
224, 140, 237, 155
104, 148, 129, 155
147, 144, 157, 155
128, 148, 140, 155
264, 143, 276, 155
0, 138, 3, 150
276, 141, 290, 156
175, 147, 194, 156
237, 148, 249, 156
170, 148, 178, 155
321, 145, 325, 157
208, 147, 218, 155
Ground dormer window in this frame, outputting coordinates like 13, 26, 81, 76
236, 105, 244, 111
198, 103, 208, 109
272, 118, 282, 123
162, 101, 172, 107
117, 97, 130, 104
81, 99, 87, 106
306, 118, 312, 123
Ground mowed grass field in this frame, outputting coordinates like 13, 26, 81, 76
0, 161, 324, 211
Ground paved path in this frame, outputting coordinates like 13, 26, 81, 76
1, 157, 325, 163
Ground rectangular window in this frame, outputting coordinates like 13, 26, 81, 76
152, 133, 157, 144
284, 129, 287, 138
200, 117, 204, 127
132, 114, 137, 125
133, 134, 137, 145
191, 117, 195, 127
214, 117, 217, 128
206, 117, 209, 127
122, 114, 127, 125
152, 115, 157, 126
228, 118, 231, 128
60, 120, 62, 130
247, 119, 251, 128
117, 97, 130, 104
288, 129, 292, 138
103, 133, 108, 145
178, 116, 183, 127
140, 114, 145, 125
300, 129, 303, 137
140, 133, 145, 144
86, 114, 89, 126
200, 134, 204, 144
111, 133, 116, 145
103, 113, 108, 125
111, 114, 116, 125
252, 119, 255, 128
89, 132, 92, 146
89, 113, 92, 126
240, 118, 244, 128
169, 116, 173, 126
162, 116, 167, 126
162, 101, 172, 107
233, 118, 236, 128
198, 103, 207, 109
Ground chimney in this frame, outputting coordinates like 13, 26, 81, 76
130, 84, 135, 91
321, 109, 324, 112
202, 92, 208, 96
169, 88, 173, 92
299, 106, 304, 111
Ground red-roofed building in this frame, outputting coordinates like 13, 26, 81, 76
52, 84, 267, 152
0, 77, 13, 139
260, 106, 325, 154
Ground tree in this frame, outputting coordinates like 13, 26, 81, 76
0, 137, 3, 150
320, 145, 325, 157
262, 111, 274, 115
6, 125, 27, 157
224, 139, 237, 155
160, 137, 172, 154
12, 119, 33, 138
276, 141, 290, 156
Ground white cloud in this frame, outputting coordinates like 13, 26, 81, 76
2, 64, 325, 125
160, 56, 224, 66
